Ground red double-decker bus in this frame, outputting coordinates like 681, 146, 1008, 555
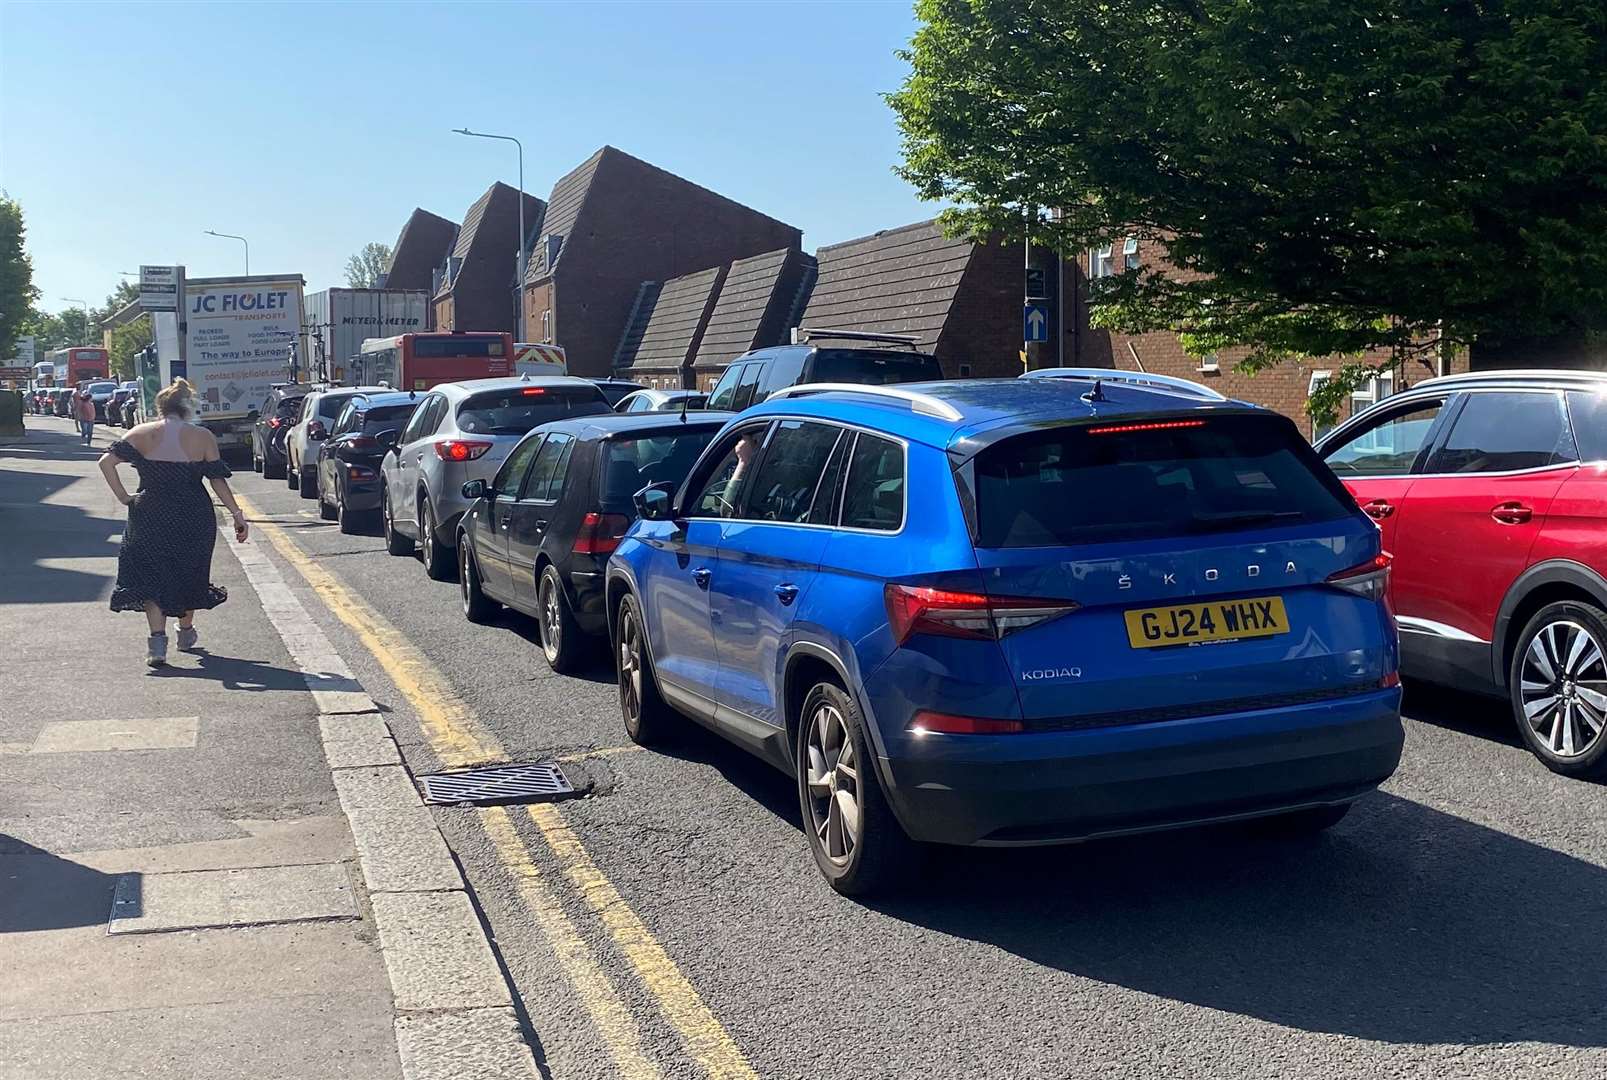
348, 331, 513, 390
47, 347, 109, 386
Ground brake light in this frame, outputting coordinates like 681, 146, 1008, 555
883, 584, 1078, 644
1086, 419, 1207, 436
1327, 551, 1392, 601
909, 710, 1025, 735
521, 387, 547, 395
435, 439, 493, 462
573, 511, 632, 556
347, 465, 377, 480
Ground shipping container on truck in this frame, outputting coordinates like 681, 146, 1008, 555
348, 331, 513, 390
146, 274, 307, 460
46, 347, 109, 386
303, 288, 429, 384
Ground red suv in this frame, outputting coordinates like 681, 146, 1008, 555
1317, 370, 1607, 778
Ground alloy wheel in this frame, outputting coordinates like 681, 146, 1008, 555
541, 577, 561, 661
804, 702, 861, 866
618, 609, 642, 724
459, 547, 473, 612
1519, 619, 1607, 759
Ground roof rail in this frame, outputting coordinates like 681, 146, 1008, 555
1021, 367, 1227, 402
767, 382, 963, 421
1415, 368, 1607, 389
790, 326, 921, 349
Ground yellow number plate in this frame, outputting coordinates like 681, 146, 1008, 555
1124, 596, 1290, 649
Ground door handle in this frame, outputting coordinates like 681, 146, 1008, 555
532, 519, 548, 531
773, 583, 800, 605
1491, 502, 1533, 525
692, 567, 712, 589
1362, 499, 1394, 521
498, 514, 511, 530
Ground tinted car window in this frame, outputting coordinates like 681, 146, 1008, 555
494, 434, 544, 495
809, 350, 943, 386
277, 395, 307, 417
706, 364, 747, 411
317, 393, 353, 420
600, 429, 720, 510
363, 404, 416, 433
976, 414, 1353, 548
333, 403, 360, 436
1323, 402, 1443, 476
1429, 392, 1576, 474
839, 433, 906, 532
743, 421, 844, 523
522, 433, 576, 501
731, 363, 763, 411
1567, 390, 1607, 463
756, 352, 806, 398
457, 387, 607, 435
402, 395, 441, 442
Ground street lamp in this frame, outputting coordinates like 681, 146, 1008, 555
204, 229, 250, 275
61, 297, 90, 345
453, 127, 527, 341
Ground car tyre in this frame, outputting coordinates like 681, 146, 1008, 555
420, 497, 453, 581
796, 680, 920, 897
1509, 600, 1607, 779
336, 481, 362, 534
615, 593, 675, 745
298, 464, 317, 499
285, 451, 299, 489
263, 453, 285, 481
382, 484, 414, 556
538, 565, 585, 673
459, 537, 497, 623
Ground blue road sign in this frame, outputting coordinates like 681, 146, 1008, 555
1024, 303, 1048, 343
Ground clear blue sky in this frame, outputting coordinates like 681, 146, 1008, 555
1, 0, 930, 315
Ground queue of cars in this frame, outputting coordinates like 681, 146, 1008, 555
241, 335, 1607, 894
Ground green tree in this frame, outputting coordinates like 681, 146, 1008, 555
890, 0, 1607, 418
0, 194, 39, 360
344, 242, 393, 288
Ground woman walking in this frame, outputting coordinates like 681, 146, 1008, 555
97, 378, 249, 666
73, 385, 96, 445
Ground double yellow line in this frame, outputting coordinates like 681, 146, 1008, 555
240, 495, 757, 1080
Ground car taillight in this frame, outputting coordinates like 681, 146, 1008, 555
269, 417, 282, 428
435, 439, 493, 462
1327, 551, 1392, 601
346, 436, 377, 450
908, 710, 1025, 735
347, 465, 376, 480
883, 584, 1078, 644
573, 511, 632, 556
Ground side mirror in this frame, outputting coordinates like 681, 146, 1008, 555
247, 408, 260, 421
375, 428, 400, 450
634, 482, 675, 521
308, 421, 328, 441
461, 478, 488, 501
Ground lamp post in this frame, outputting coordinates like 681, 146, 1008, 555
204, 229, 250, 275
61, 297, 91, 345
453, 127, 527, 341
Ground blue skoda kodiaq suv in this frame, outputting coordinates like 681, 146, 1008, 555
605, 374, 1403, 895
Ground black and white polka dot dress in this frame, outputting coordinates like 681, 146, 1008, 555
107, 438, 230, 617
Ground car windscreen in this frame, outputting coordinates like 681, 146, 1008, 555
361, 404, 416, 433
276, 395, 307, 415
456, 387, 609, 436
808, 350, 942, 386
600, 428, 721, 510
88, 382, 117, 394
973, 414, 1356, 548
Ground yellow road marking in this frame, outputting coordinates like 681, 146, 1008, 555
555, 745, 644, 764
480, 806, 663, 1080
240, 493, 498, 768
241, 493, 754, 1078
527, 803, 759, 1080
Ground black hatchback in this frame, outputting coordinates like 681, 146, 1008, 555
254, 385, 311, 480
316, 391, 421, 533
456, 411, 727, 671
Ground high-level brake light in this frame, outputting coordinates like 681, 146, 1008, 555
1085, 419, 1208, 436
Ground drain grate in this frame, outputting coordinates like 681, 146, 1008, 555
416, 761, 575, 806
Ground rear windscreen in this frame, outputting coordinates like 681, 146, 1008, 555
362, 405, 416, 433
974, 415, 1355, 548
318, 395, 356, 419
810, 350, 942, 386
456, 388, 608, 436
413, 336, 506, 358
600, 429, 720, 508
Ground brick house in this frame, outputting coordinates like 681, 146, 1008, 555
1071, 237, 1467, 440
612, 265, 726, 388
521, 146, 801, 378
433, 182, 545, 335
384, 208, 458, 294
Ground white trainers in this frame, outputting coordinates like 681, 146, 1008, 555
146, 633, 168, 667
177, 626, 199, 652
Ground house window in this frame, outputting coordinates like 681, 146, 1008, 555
1123, 237, 1139, 270
1309, 370, 1335, 441
540, 310, 552, 344
1351, 369, 1396, 409
1089, 245, 1114, 279
959, 364, 972, 378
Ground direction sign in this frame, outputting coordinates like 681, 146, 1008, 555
140, 265, 179, 311
12, 335, 34, 365
1024, 303, 1048, 343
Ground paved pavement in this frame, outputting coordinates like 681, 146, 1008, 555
7, 413, 1607, 1078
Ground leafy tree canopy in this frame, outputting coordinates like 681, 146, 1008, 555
890, 0, 1607, 416
344, 242, 394, 288
0, 194, 39, 359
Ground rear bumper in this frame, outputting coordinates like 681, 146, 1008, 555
876, 688, 1403, 846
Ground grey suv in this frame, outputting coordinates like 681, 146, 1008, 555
705, 328, 943, 412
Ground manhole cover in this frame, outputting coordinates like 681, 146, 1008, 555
417, 761, 575, 806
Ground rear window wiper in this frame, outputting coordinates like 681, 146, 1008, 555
1190, 509, 1307, 529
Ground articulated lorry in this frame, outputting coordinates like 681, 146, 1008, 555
148, 273, 306, 460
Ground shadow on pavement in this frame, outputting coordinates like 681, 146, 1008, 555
0, 836, 129, 933
0, 427, 123, 606
148, 650, 339, 693
1402, 680, 1523, 748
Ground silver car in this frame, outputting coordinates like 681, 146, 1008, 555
379, 376, 610, 579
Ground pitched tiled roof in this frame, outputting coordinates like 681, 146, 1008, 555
796, 219, 974, 351
385, 208, 458, 292
526, 148, 607, 281
692, 248, 815, 370
438, 182, 545, 298
614, 265, 725, 372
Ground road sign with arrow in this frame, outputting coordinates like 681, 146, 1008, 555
1023, 303, 1048, 344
